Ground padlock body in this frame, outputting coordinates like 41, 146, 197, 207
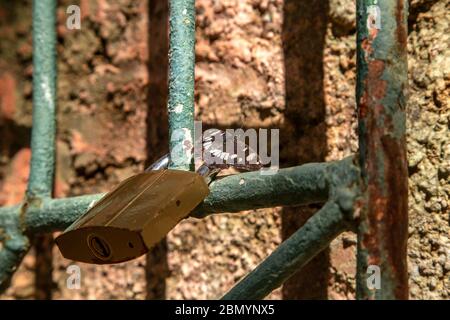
55, 170, 209, 264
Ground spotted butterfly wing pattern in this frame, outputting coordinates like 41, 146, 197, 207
200, 128, 262, 171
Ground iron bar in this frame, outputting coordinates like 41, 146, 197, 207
27, 0, 57, 199
221, 201, 350, 300
0, 209, 29, 292
192, 160, 332, 218
23, 159, 355, 234
25, 194, 104, 234
0, 0, 57, 292
0, 0, 57, 293
0, 157, 359, 292
0, 0, 410, 301
168, 0, 196, 171
356, 0, 409, 299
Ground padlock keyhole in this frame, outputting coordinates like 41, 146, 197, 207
88, 235, 112, 260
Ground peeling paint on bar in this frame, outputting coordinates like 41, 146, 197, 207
27, 0, 57, 199
356, 0, 409, 300
168, 0, 196, 171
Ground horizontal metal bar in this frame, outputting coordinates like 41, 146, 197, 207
221, 201, 349, 300
25, 194, 104, 234
27, 0, 57, 199
192, 160, 333, 217
23, 159, 352, 232
0, 157, 358, 292
2, 158, 357, 234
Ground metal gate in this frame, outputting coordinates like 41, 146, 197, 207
0, 0, 409, 299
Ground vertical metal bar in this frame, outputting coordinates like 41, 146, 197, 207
27, 0, 57, 199
0, 207, 29, 293
356, 0, 409, 299
168, 0, 196, 171
222, 201, 348, 300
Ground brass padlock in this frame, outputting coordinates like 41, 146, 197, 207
56, 130, 261, 264
55, 155, 212, 264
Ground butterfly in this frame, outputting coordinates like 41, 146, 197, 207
146, 129, 262, 182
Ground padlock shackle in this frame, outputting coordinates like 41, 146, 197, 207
145, 154, 170, 171
144, 153, 218, 182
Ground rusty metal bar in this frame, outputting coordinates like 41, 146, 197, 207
355, 0, 409, 299
0, 0, 411, 301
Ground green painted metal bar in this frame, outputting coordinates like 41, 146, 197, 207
221, 201, 350, 300
0, 0, 57, 293
192, 160, 331, 218
0, 0, 410, 302
25, 194, 104, 234
0, 207, 29, 292
0, 159, 345, 292
355, 0, 409, 299
27, 0, 57, 199
168, 0, 196, 171
24, 159, 355, 234
0, 157, 358, 292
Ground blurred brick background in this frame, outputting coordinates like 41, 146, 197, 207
0, 0, 448, 299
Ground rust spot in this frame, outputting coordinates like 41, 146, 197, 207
357, 0, 409, 299
359, 94, 369, 118
371, 81, 387, 101
395, 0, 407, 48
369, 28, 378, 40
368, 60, 385, 78
361, 38, 370, 52
358, 31, 408, 296
359, 60, 387, 121
371, 80, 387, 100
368, 61, 387, 101
361, 38, 374, 61
360, 108, 409, 298
360, 101, 408, 297
381, 134, 409, 298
